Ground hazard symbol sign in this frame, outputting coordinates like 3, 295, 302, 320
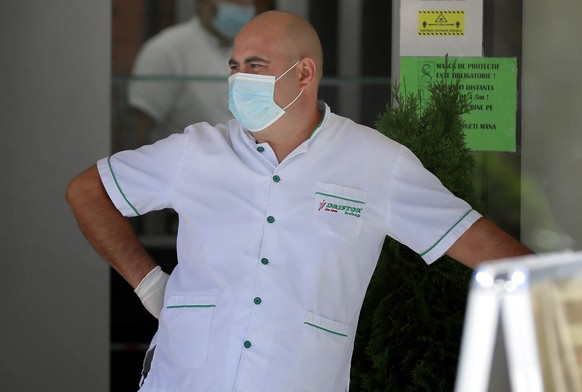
418, 11, 464, 35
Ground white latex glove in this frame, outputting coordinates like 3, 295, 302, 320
134, 266, 169, 319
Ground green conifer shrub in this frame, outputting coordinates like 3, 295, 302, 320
351, 71, 481, 391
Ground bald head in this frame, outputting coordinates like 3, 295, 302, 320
236, 11, 324, 80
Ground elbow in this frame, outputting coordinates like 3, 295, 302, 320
66, 165, 101, 208
66, 175, 82, 208
65, 176, 80, 206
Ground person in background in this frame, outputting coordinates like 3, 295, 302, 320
67, 11, 532, 391
130, 0, 274, 147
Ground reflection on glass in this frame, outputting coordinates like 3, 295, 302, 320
531, 275, 582, 391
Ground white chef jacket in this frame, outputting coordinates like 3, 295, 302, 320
97, 101, 481, 392
129, 16, 233, 142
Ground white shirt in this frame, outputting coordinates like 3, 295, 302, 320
98, 102, 481, 392
129, 17, 233, 142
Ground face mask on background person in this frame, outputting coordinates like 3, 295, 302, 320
228, 61, 304, 132
212, 2, 256, 40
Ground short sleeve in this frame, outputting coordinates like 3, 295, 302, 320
386, 146, 482, 264
97, 133, 189, 217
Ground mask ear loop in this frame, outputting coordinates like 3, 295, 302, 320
276, 60, 303, 110
275, 60, 301, 82
282, 89, 304, 110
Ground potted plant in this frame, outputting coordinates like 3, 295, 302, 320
351, 68, 480, 391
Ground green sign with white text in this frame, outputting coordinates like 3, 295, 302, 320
400, 57, 517, 151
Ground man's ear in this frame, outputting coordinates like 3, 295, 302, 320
297, 57, 317, 88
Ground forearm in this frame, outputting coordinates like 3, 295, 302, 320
66, 165, 157, 288
446, 217, 533, 269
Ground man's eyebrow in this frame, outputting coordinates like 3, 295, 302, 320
229, 56, 270, 66
244, 56, 270, 64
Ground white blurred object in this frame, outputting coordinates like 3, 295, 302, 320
455, 251, 582, 392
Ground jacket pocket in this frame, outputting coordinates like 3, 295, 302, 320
313, 182, 366, 242
160, 295, 218, 369
294, 312, 350, 391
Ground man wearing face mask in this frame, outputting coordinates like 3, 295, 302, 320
68, 11, 532, 391
129, 0, 273, 148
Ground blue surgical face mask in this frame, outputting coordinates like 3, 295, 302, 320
228, 61, 304, 132
212, 2, 255, 40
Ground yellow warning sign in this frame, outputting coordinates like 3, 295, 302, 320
418, 11, 464, 36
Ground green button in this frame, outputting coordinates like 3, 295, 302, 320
272, 175, 281, 182
257, 146, 265, 153
261, 258, 269, 265
244, 340, 252, 348
254, 297, 262, 305
267, 216, 275, 223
